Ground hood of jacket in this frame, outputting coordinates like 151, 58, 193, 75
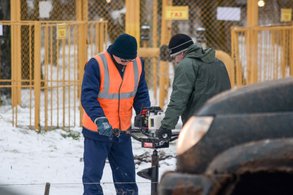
184, 44, 216, 63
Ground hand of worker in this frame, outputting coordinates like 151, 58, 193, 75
94, 117, 113, 137
156, 127, 172, 141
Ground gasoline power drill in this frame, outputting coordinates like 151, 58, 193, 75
130, 106, 178, 149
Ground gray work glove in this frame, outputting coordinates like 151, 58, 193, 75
94, 117, 113, 137
156, 127, 172, 141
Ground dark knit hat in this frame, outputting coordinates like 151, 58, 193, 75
168, 34, 194, 56
108, 33, 137, 59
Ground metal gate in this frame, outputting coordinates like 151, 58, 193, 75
232, 25, 293, 86
0, 20, 107, 131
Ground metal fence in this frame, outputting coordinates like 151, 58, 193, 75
232, 25, 293, 86
16, 0, 293, 94
1, 0, 293, 130
0, 20, 108, 131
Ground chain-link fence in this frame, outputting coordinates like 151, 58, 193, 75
21, 0, 76, 21
1, 0, 293, 130
0, 20, 107, 131
0, 1, 11, 105
16, 0, 293, 92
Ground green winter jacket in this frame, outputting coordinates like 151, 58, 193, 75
161, 44, 231, 130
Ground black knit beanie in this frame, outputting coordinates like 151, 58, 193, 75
168, 34, 194, 56
107, 33, 137, 59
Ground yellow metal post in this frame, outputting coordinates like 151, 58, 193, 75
152, 0, 158, 103
76, 0, 88, 126
159, 0, 172, 109
98, 21, 107, 52
34, 22, 41, 131
10, 0, 21, 107
231, 27, 244, 86
247, 0, 258, 26
290, 28, 293, 76
44, 24, 49, 131
76, 0, 88, 81
280, 30, 287, 78
125, 0, 140, 42
246, 0, 258, 84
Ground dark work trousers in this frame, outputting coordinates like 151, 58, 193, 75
82, 133, 138, 195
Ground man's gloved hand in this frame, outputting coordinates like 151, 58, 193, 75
156, 127, 172, 141
94, 117, 113, 137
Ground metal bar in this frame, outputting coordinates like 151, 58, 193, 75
159, 0, 172, 109
44, 24, 49, 131
34, 22, 41, 131
44, 182, 50, 195
151, 149, 159, 195
62, 37, 66, 128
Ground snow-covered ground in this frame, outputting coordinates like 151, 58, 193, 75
0, 115, 178, 195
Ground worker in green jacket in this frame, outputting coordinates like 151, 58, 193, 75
156, 33, 231, 140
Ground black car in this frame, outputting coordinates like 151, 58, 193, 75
159, 78, 293, 195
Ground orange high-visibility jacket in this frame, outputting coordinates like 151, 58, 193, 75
82, 52, 142, 132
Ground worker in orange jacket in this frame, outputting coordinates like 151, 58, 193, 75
81, 34, 150, 195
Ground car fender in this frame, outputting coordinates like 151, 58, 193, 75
206, 138, 293, 175
159, 171, 223, 195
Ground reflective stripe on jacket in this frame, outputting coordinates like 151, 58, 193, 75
82, 52, 142, 131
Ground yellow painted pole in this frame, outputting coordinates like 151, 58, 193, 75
135, 0, 140, 42
247, 0, 258, 26
280, 30, 287, 78
98, 21, 107, 52
159, 0, 172, 109
62, 37, 66, 129
290, 27, 293, 76
246, 0, 258, 84
231, 28, 244, 86
34, 22, 41, 131
44, 24, 49, 131
152, 0, 158, 103
76, 0, 82, 21
76, 0, 88, 126
125, 0, 140, 42
231, 27, 238, 86
10, 0, 21, 107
